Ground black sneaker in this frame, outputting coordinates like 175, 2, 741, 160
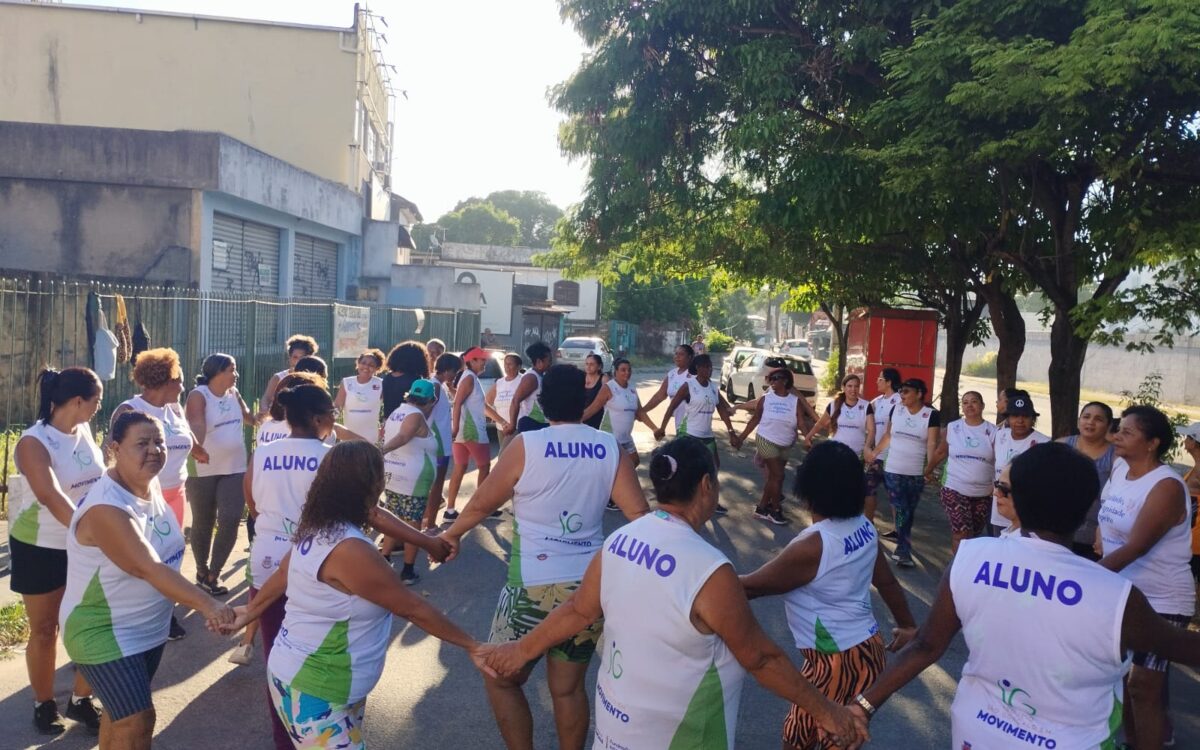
895, 555, 916, 568
713, 504, 729, 515
168, 616, 187, 641
65, 695, 102, 734
200, 576, 229, 596
34, 700, 66, 735
767, 508, 789, 526
752, 505, 771, 521
442, 509, 460, 521
881, 529, 900, 541
606, 500, 619, 512
400, 569, 420, 586
489, 509, 503, 518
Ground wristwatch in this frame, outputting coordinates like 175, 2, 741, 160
853, 693, 876, 717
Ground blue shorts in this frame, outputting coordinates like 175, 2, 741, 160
76, 644, 165, 721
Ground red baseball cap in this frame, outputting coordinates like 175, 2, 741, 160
461, 346, 488, 362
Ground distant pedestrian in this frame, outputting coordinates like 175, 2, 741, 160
691, 334, 706, 355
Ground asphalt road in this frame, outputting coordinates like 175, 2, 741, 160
3, 363, 1199, 749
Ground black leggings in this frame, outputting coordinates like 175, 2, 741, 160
186, 473, 245, 578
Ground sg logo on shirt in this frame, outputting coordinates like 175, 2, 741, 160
997, 679, 1037, 716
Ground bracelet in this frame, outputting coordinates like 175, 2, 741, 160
853, 693, 876, 717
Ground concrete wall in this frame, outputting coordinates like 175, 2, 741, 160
453, 267, 515, 335
941, 330, 1200, 406
0, 2, 360, 187
388, 265, 480, 311
0, 177, 197, 283
361, 219, 402, 280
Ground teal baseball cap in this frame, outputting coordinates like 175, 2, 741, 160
406, 379, 437, 401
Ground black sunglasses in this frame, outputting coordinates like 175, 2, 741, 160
768, 373, 787, 381
993, 480, 1011, 497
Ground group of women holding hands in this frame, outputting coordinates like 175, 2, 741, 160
10, 332, 1200, 750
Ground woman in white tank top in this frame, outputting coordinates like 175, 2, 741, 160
805, 374, 875, 458
734, 367, 808, 526
478, 437, 868, 750
184, 354, 255, 596
640, 343, 695, 432
1098, 405, 1195, 750
741, 441, 916, 749
332, 348, 385, 442
849, 443, 1200, 750
926, 390, 996, 552
486, 352, 522, 451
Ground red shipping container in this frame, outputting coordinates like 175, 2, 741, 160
844, 308, 940, 403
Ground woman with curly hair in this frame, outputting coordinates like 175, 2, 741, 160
382, 340, 430, 420
257, 334, 319, 421
224, 441, 489, 748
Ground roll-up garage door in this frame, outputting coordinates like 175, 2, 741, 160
293, 234, 339, 298
211, 213, 281, 294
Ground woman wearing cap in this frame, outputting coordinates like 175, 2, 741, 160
445, 347, 495, 521
1058, 401, 1116, 560
380, 378, 440, 584
481, 437, 869, 750
487, 352, 522, 451
221, 441, 490, 750
442, 365, 652, 750
334, 348, 386, 442
110, 348, 210, 642
12, 367, 105, 734
62, 411, 234, 747
734, 367, 808, 526
926, 391, 995, 552
848, 442, 1200, 750
185, 353, 255, 596
865, 378, 939, 568
1098, 405, 1194, 750
741, 441, 916, 750
989, 391, 1048, 534
642, 343, 695, 436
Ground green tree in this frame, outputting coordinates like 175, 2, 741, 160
456, 191, 564, 247
437, 203, 522, 246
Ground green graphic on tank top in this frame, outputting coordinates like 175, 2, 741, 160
463, 412, 481, 443
63, 571, 122, 663
507, 518, 524, 587
814, 617, 841, 655
10, 503, 41, 544
414, 454, 436, 497
1100, 690, 1123, 750
530, 401, 546, 423
600, 410, 613, 433
431, 422, 446, 458
668, 663, 729, 749
291, 619, 352, 705
678, 416, 689, 436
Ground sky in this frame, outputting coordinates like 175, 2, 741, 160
80, 0, 591, 221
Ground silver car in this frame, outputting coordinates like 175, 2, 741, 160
725, 350, 818, 404
556, 336, 613, 372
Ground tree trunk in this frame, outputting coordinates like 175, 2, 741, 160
821, 301, 850, 388
980, 278, 1025, 393
938, 296, 986, 422
1046, 305, 1089, 438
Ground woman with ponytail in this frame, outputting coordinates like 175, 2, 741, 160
12, 367, 105, 734
482, 436, 869, 750
184, 354, 255, 596
806, 374, 875, 460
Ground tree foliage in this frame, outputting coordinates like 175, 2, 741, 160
455, 191, 564, 247
413, 191, 565, 249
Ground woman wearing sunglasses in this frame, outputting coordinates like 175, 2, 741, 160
734, 368, 807, 525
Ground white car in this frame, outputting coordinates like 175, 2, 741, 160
725, 350, 817, 404
780, 339, 813, 360
720, 346, 760, 387
556, 336, 614, 372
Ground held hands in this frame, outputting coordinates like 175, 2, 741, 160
202, 602, 237, 633
191, 443, 210, 464
653, 428, 667, 441
888, 625, 917, 652
481, 641, 531, 679
208, 605, 251, 635
422, 531, 455, 564
816, 701, 869, 749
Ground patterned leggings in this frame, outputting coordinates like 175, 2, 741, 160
883, 472, 925, 558
783, 635, 887, 749
939, 487, 991, 538
270, 674, 367, 749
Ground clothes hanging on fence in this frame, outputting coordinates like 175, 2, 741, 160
114, 294, 132, 363
85, 290, 101, 372
93, 308, 119, 381
130, 298, 150, 364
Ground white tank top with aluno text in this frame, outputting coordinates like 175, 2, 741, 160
248, 437, 330, 587
509, 424, 619, 586
949, 535, 1131, 749
595, 511, 746, 749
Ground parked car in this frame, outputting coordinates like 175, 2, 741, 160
780, 339, 813, 360
725, 350, 817, 404
720, 346, 760, 388
556, 336, 614, 372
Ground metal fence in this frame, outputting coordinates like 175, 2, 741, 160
0, 276, 480, 510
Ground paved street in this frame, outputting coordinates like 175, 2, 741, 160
3, 364, 1200, 749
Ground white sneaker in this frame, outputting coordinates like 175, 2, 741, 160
228, 643, 254, 666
